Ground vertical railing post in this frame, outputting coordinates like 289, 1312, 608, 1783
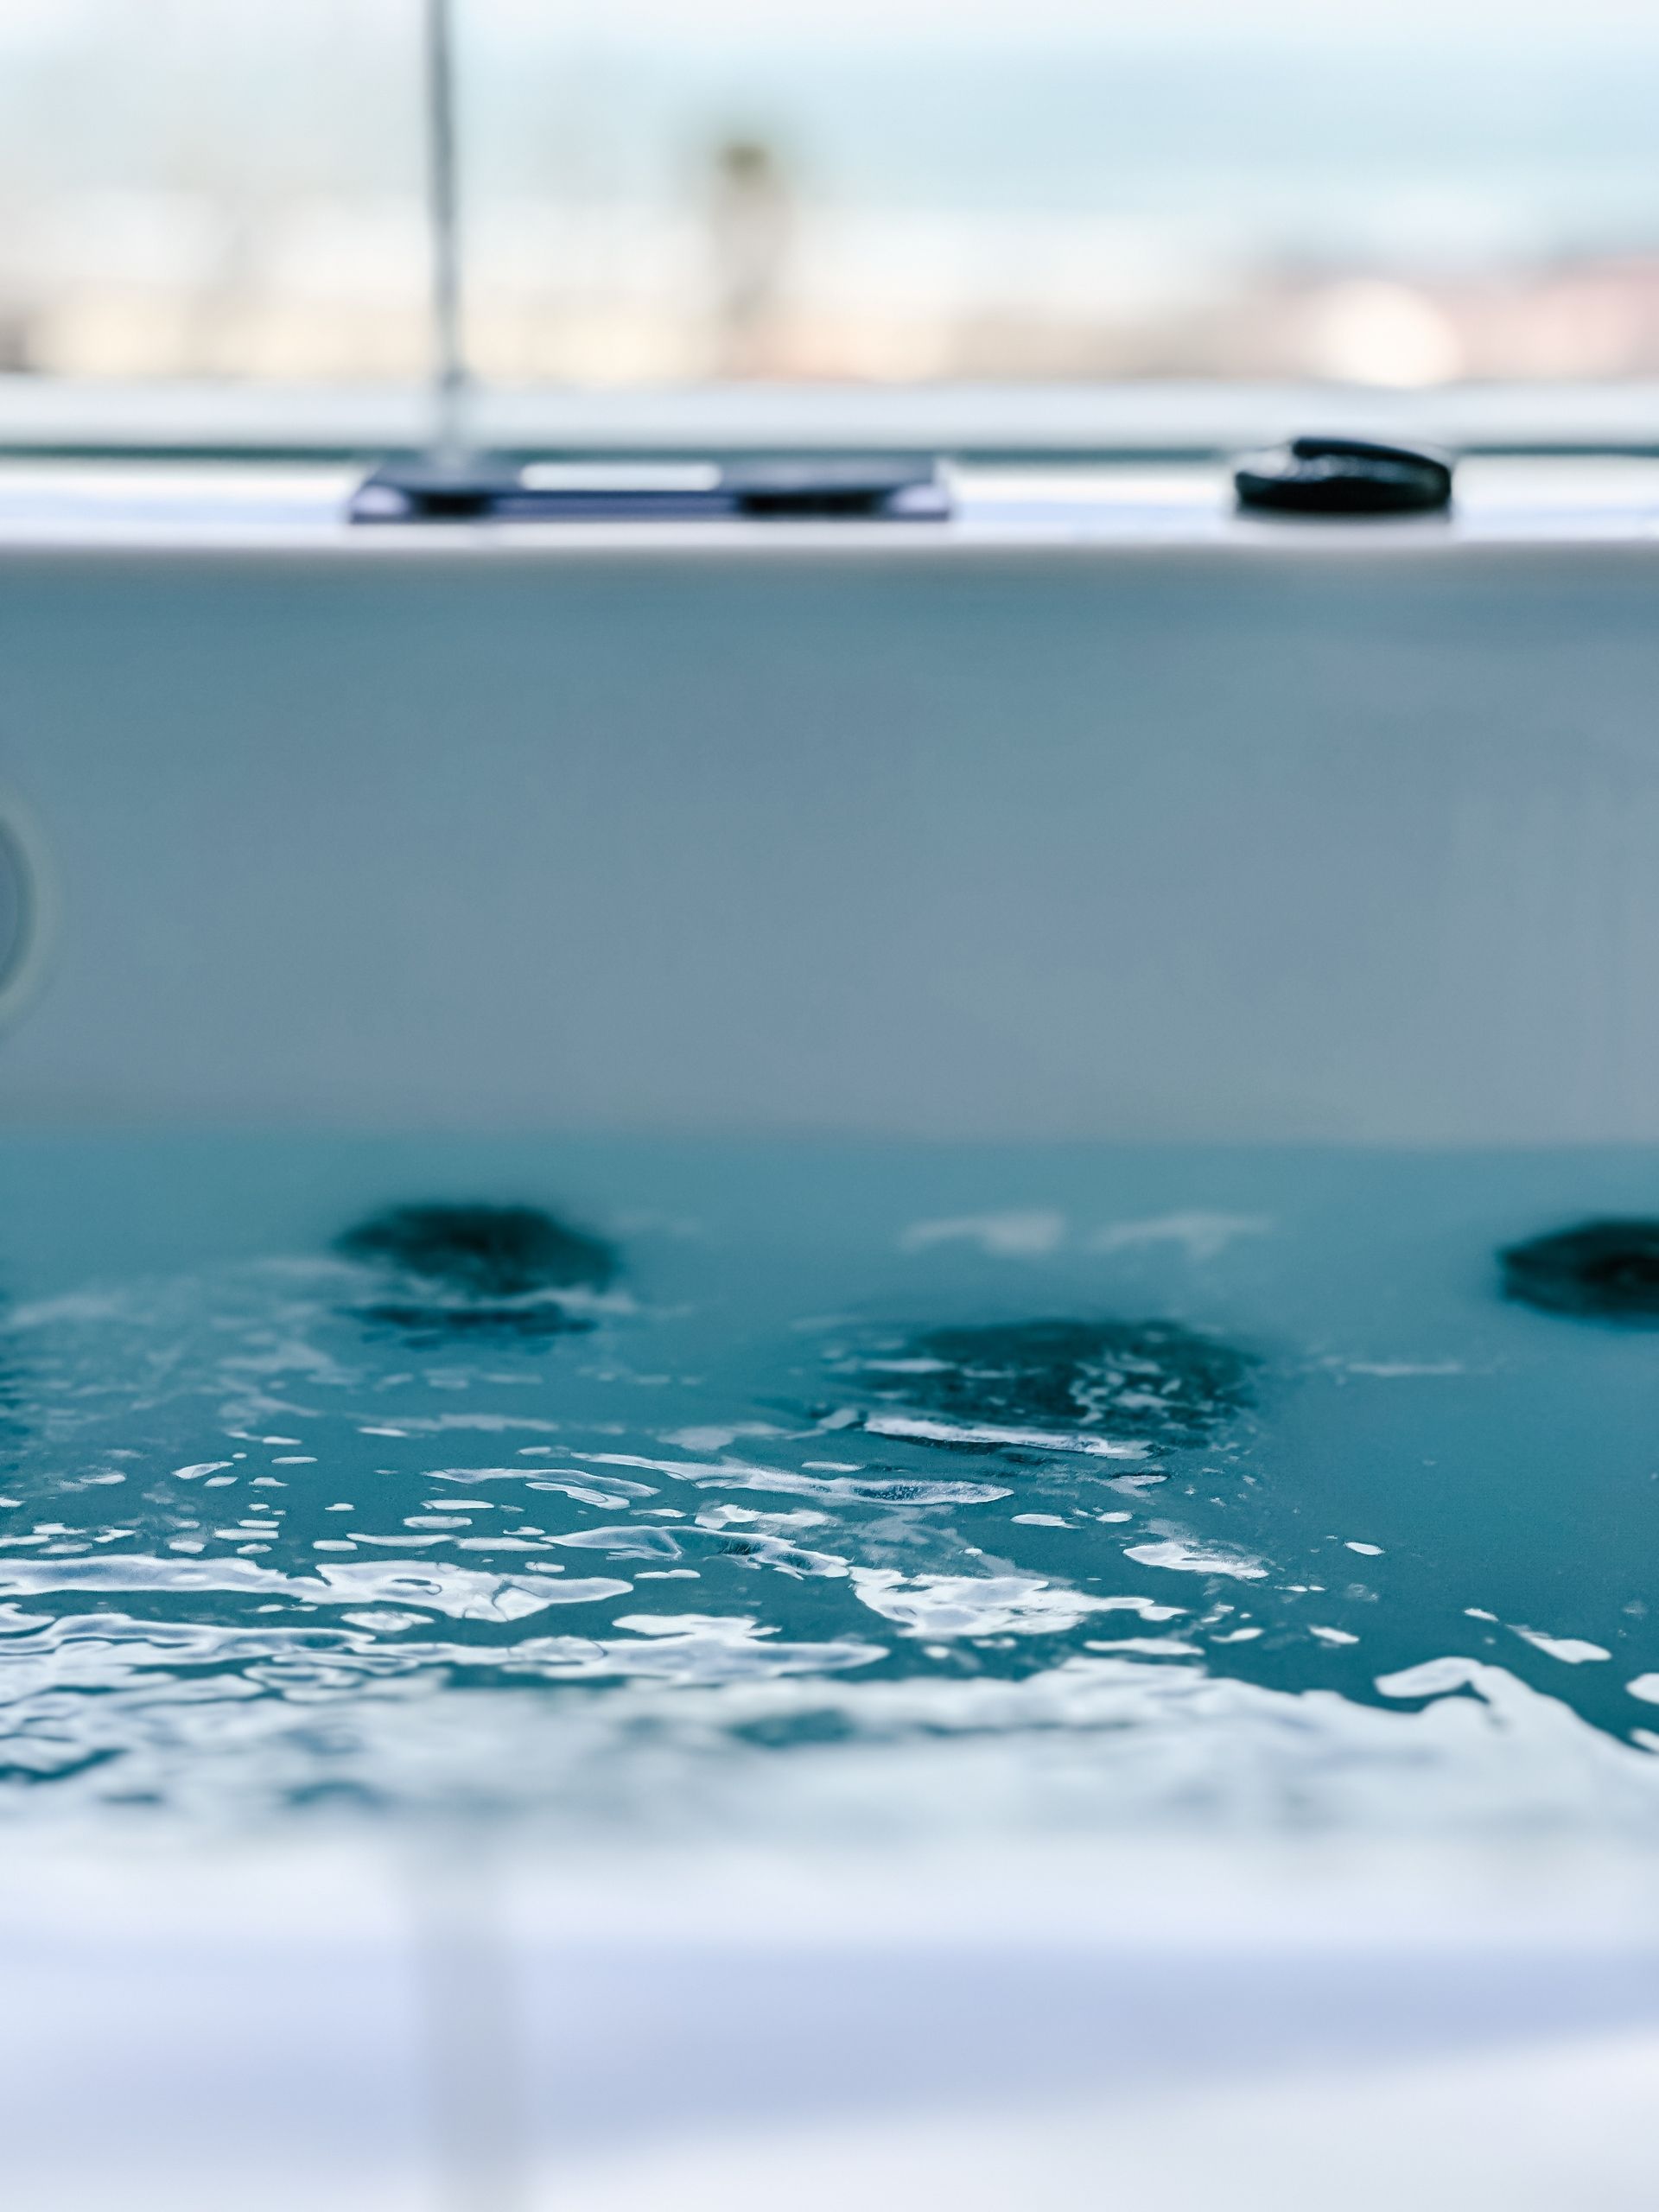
424, 0, 468, 463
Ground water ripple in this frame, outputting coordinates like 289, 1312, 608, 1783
0, 1146, 1655, 1840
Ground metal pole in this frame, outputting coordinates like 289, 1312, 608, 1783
424, 0, 468, 464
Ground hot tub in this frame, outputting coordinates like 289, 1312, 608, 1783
3, 454, 1659, 2211
3, 455, 1659, 1141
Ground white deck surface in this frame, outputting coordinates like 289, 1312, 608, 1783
6, 1837, 1659, 2211
0, 454, 1654, 554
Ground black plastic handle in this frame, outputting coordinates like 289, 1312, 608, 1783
1234, 435, 1454, 516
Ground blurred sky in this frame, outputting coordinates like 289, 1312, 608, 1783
6, 0, 1659, 382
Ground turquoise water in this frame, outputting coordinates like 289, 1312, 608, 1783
3, 1135, 1658, 1838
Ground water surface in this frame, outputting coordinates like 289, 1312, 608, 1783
3, 1135, 1657, 1840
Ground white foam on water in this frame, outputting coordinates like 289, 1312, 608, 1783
1124, 1538, 1269, 1580
864, 1414, 1151, 1459
1090, 1211, 1274, 1261
898, 1211, 1067, 1257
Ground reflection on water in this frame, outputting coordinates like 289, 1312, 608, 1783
848, 1316, 1256, 1445
338, 1201, 622, 1343
1, 1137, 1658, 1837
1500, 1217, 1659, 1323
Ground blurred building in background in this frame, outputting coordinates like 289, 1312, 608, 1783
6, 0, 1659, 387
